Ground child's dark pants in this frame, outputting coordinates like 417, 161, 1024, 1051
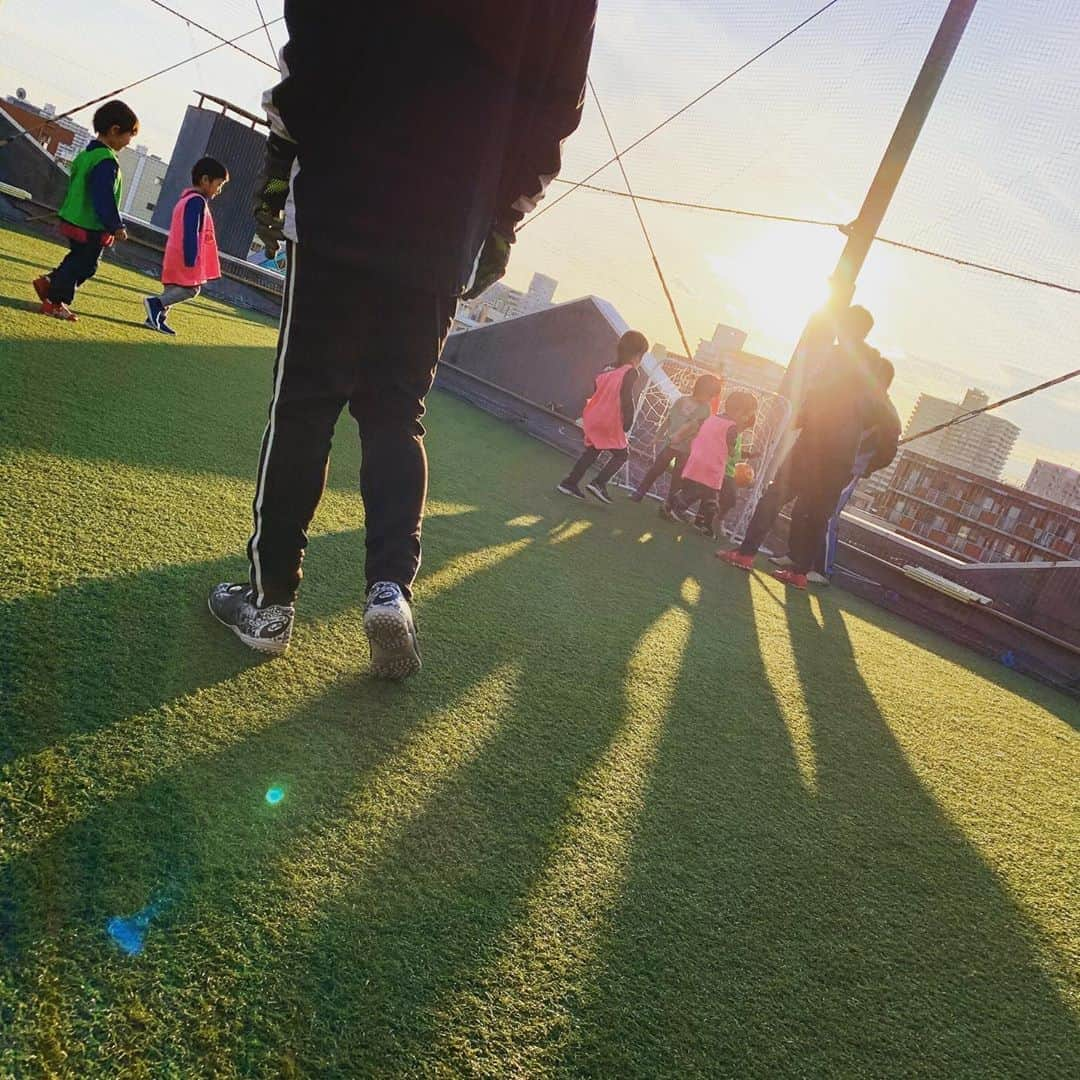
564, 447, 629, 487
48, 236, 105, 304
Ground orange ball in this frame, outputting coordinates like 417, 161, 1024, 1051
733, 461, 755, 488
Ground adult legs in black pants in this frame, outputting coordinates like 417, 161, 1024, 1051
246, 243, 453, 608
788, 479, 845, 574
47, 238, 104, 304
738, 451, 795, 557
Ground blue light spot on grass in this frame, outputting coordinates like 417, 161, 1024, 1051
266, 786, 285, 805
106, 895, 172, 957
107, 914, 148, 956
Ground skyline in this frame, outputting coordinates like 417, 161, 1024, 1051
1, 0, 1077, 483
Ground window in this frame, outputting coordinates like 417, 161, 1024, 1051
1003, 506, 1020, 527
932, 515, 947, 531
957, 525, 970, 540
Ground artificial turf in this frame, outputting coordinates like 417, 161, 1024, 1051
0, 224, 1077, 1078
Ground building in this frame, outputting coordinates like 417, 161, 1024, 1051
152, 93, 269, 259
900, 388, 1020, 481
694, 323, 748, 368
690, 323, 784, 393
2, 92, 91, 163
117, 145, 169, 222
1025, 459, 1080, 511
456, 272, 560, 328
877, 451, 1080, 564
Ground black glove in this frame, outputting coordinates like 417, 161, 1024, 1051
254, 132, 295, 259
461, 229, 512, 300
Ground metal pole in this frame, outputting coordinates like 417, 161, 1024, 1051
779, 0, 980, 402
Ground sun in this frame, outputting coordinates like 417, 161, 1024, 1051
708, 225, 841, 349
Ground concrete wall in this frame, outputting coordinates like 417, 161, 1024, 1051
0, 108, 71, 210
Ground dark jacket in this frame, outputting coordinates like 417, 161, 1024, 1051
265, 0, 596, 295
796, 342, 891, 476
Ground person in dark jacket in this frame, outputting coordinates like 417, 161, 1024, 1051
771, 351, 901, 583
718, 306, 894, 589
208, 1, 597, 678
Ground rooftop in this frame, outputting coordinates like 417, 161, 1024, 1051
0, 223, 1077, 1077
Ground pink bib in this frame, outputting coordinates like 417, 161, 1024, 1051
162, 189, 221, 287
581, 364, 633, 450
681, 416, 736, 489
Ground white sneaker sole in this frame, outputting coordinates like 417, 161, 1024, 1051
556, 484, 585, 500
586, 486, 612, 504
364, 607, 421, 679
207, 596, 291, 655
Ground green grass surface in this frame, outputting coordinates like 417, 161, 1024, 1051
1, 225, 1078, 1078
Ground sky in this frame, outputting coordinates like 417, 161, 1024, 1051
1, 0, 1077, 484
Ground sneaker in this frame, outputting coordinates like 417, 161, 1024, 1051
556, 481, 586, 500
769, 554, 794, 568
364, 581, 421, 680
658, 505, 677, 522
40, 300, 77, 321
32, 276, 50, 303
774, 569, 808, 590
807, 571, 830, 586
208, 583, 293, 655
143, 296, 166, 331
716, 549, 754, 570
586, 481, 613, 504
157, 313, 177, 337
627, 491, 644, 503
694, 522, 713, 537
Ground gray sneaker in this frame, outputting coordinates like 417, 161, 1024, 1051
208, 583, 294, 655
364, 581, 421, 679
769, 554, 795, 568
807, 571, 831, 586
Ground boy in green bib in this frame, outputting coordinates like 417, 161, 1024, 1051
33, 100, 139, 321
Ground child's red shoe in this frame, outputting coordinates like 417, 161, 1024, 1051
773, 569, 808, 590
40, 300, 77, 321
716, 549, 754, 570
32, 276, 51, 303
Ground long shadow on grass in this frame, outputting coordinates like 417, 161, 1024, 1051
223, 527, 689, 1075
0, 515, 514, 860
0, 514, 669, 1074
0, 528, 368, 767
566, 572, 1079, 1077
826, 580, 1080, 731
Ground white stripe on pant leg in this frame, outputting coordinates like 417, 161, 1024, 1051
250, 245, 299, 607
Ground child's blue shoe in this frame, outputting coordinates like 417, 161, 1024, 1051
143, 296, 164, 330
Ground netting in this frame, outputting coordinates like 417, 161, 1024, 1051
1, 0, 1077, 487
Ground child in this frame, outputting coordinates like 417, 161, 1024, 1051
144, 157, 228, 336
33, 100, 139, 321
697, 415, 757, 537
629, 373, 722, 505
557, 329, 649, 503
667, 391, 758, 529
